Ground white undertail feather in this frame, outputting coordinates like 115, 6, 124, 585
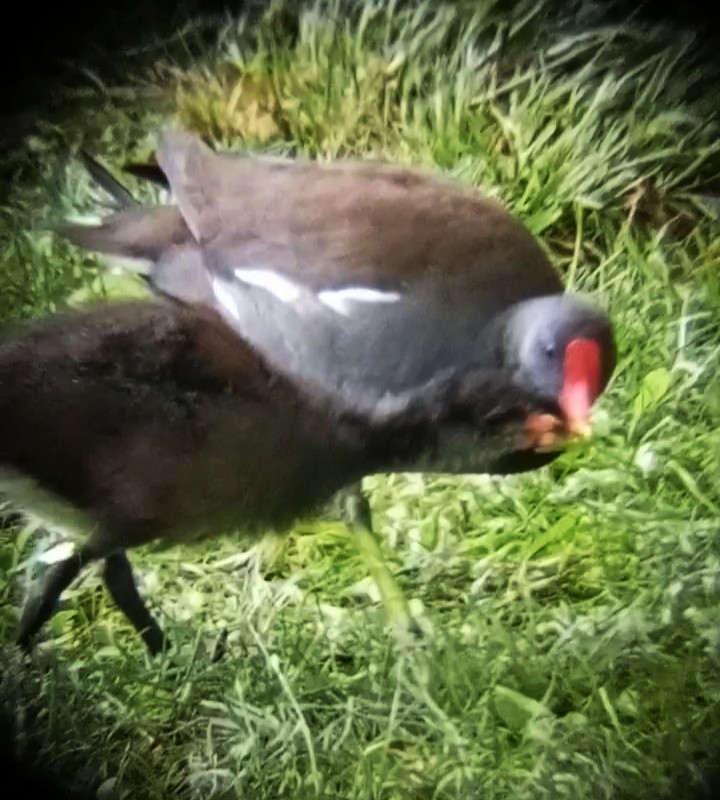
0, 471, 89, 539
101, 254, 155, 276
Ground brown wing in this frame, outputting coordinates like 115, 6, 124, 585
63, 130, 561, 309
154, 129, 561, 304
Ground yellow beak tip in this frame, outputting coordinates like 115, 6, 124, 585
568, 420, 593, 439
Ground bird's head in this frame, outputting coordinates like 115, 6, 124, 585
501, 293, 616, 445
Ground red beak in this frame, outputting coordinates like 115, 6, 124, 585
559, 338, 602, 438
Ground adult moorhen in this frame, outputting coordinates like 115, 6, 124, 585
4, 130, 617, 653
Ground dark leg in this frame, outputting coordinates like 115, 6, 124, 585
343, 482, 374, 529
16, 545, 94, 653
102, 551, 169, 656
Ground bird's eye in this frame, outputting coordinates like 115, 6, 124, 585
543, 343, 556, 359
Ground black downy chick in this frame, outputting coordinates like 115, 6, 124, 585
1, 299, 572, 654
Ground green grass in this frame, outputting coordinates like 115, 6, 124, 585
1, 1, 720, 798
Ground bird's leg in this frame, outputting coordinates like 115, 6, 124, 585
102, 551, 169, 657
16, 544, 95, 653
343, 482, 423, 640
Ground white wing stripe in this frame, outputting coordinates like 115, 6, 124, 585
233, 268, 303, 302
318, 287, 402, 316
211, 276, 242, 320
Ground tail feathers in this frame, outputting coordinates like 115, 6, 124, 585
56, 149, 193, 285
78, 150, 139, 210
57, 201, 189, 255
77, 149, 173, 208
122, 161, 170, 191
57, 212, 148, 258
54, 220, 155, 278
